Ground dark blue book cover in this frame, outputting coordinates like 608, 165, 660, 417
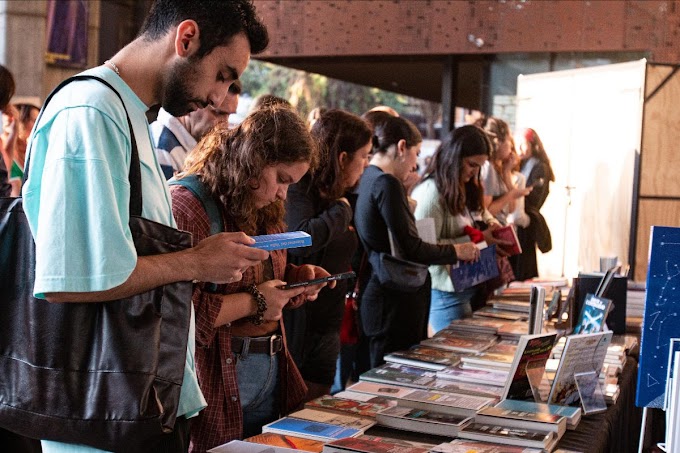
636, 226, 680, 408
573, 294, 612, 334
450, 244, 499, 291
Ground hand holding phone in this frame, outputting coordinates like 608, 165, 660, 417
530, 177, 545, 188
277, 271, 356, 290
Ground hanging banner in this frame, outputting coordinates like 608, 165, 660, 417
45, 0, 89, 69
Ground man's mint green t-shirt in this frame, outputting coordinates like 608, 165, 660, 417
23, 66, 206, 453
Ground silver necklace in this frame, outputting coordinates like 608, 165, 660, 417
105, 60, 120, 76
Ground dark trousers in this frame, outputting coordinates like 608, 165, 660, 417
143, 416, 191, 453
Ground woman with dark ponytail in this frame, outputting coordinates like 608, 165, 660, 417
354, 116, 479, 367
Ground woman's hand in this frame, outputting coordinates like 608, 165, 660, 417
284, 264, 336, 308
257, 280, 305, 321
453, 242, 480, 262
482, 223, 511, 257
509, 186, 533, 200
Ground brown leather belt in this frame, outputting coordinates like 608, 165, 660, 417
231, 334, 282, 356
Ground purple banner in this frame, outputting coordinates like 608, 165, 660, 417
45, 0, 89, 69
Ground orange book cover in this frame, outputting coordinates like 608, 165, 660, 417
245, 432, 324, 452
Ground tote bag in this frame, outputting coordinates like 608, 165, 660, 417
0, 76, 192, 452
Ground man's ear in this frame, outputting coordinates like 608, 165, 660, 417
175, 20, 200, 57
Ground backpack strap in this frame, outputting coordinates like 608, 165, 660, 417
168, 174, 224, 235
169, 174, 223, 292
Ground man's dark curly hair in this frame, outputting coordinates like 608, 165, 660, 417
139, 0, 269, 57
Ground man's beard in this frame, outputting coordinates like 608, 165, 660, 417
161, 59, 205, 117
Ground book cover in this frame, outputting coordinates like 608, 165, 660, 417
473, 306, 526, 321
346, 381, 417, 400
422, 332, 496, 354
375, 406, 471, 437
461, 351, 515, 370
322, 436, 430, 453
637, 227, 680, 408
289, 408, 376, 431
573, 293, 612, 334
501, 333, 557, 401
305, 395, 393, 419
244, 433, 324, 452
262, 416, 362, 443
384, 345, 461, 371
548, 331, 613, 405
331, 391, 397, 407
359, 363, 437, 389
208, 439, 302, 453
494, 399, 581, 428
357, 435, 437, 450
492, 224, 522, 255
475, 406, 566, 437
251, 231, 312, 251
428, 379, 505, 399
457, 422, 554, 449
450, 244, 499, 291
431, 439, 543, 453
396, 389, 496, 416
436, 365, 508, 387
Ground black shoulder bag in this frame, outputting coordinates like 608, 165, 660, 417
0, 76, 193, 452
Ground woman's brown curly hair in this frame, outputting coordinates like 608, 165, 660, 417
182, 105, 318, 234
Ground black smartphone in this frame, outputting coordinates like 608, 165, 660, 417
278, 271, 356, 290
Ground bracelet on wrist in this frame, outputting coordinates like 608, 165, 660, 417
247, 283, 268, 325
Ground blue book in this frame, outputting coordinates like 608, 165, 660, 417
262, 416, 362, 442
450, 244, 499, 291
573, 293, 612, 334
494, 399, 581, 428
637, 226, 680, 408
250, 231, 312, 251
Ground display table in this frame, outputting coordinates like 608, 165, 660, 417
557, 356, 641, 453
365, 357, 642, 453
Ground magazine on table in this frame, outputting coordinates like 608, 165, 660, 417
548, 331, 613, 406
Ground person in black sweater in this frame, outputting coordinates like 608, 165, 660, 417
511, 127, 555, 280
284, 109, 373, 400
354, 116, 479, 368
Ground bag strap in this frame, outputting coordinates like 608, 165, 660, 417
168, 174, 224, 235
23, 75, 142, 217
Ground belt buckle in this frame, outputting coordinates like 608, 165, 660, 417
269, 334, 281, 356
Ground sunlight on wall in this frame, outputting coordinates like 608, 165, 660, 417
514, 60, 645, 279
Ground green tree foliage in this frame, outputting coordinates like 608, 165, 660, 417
241, 60, 440, 138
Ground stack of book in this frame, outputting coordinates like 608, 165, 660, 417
346, 381, 496, 417
493, 399, 581, 430
456, 422, 559, 451
375, 406, 472, 437
421, 329, 497, 354
322, 436, 433, 453
490, 298, 532, 314
444, 318, 508, 337
305, 394, 396, 420
473, 306, 527, 321
384, 345, 461, 371
431, 438, 544, 452
436, 365, 507, 389
262, 417, 365, 443
626, 280, 645, 331
243, 433, 324, 452
459, 351, 514, 373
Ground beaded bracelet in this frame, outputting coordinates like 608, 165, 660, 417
247, 283, 268, 325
